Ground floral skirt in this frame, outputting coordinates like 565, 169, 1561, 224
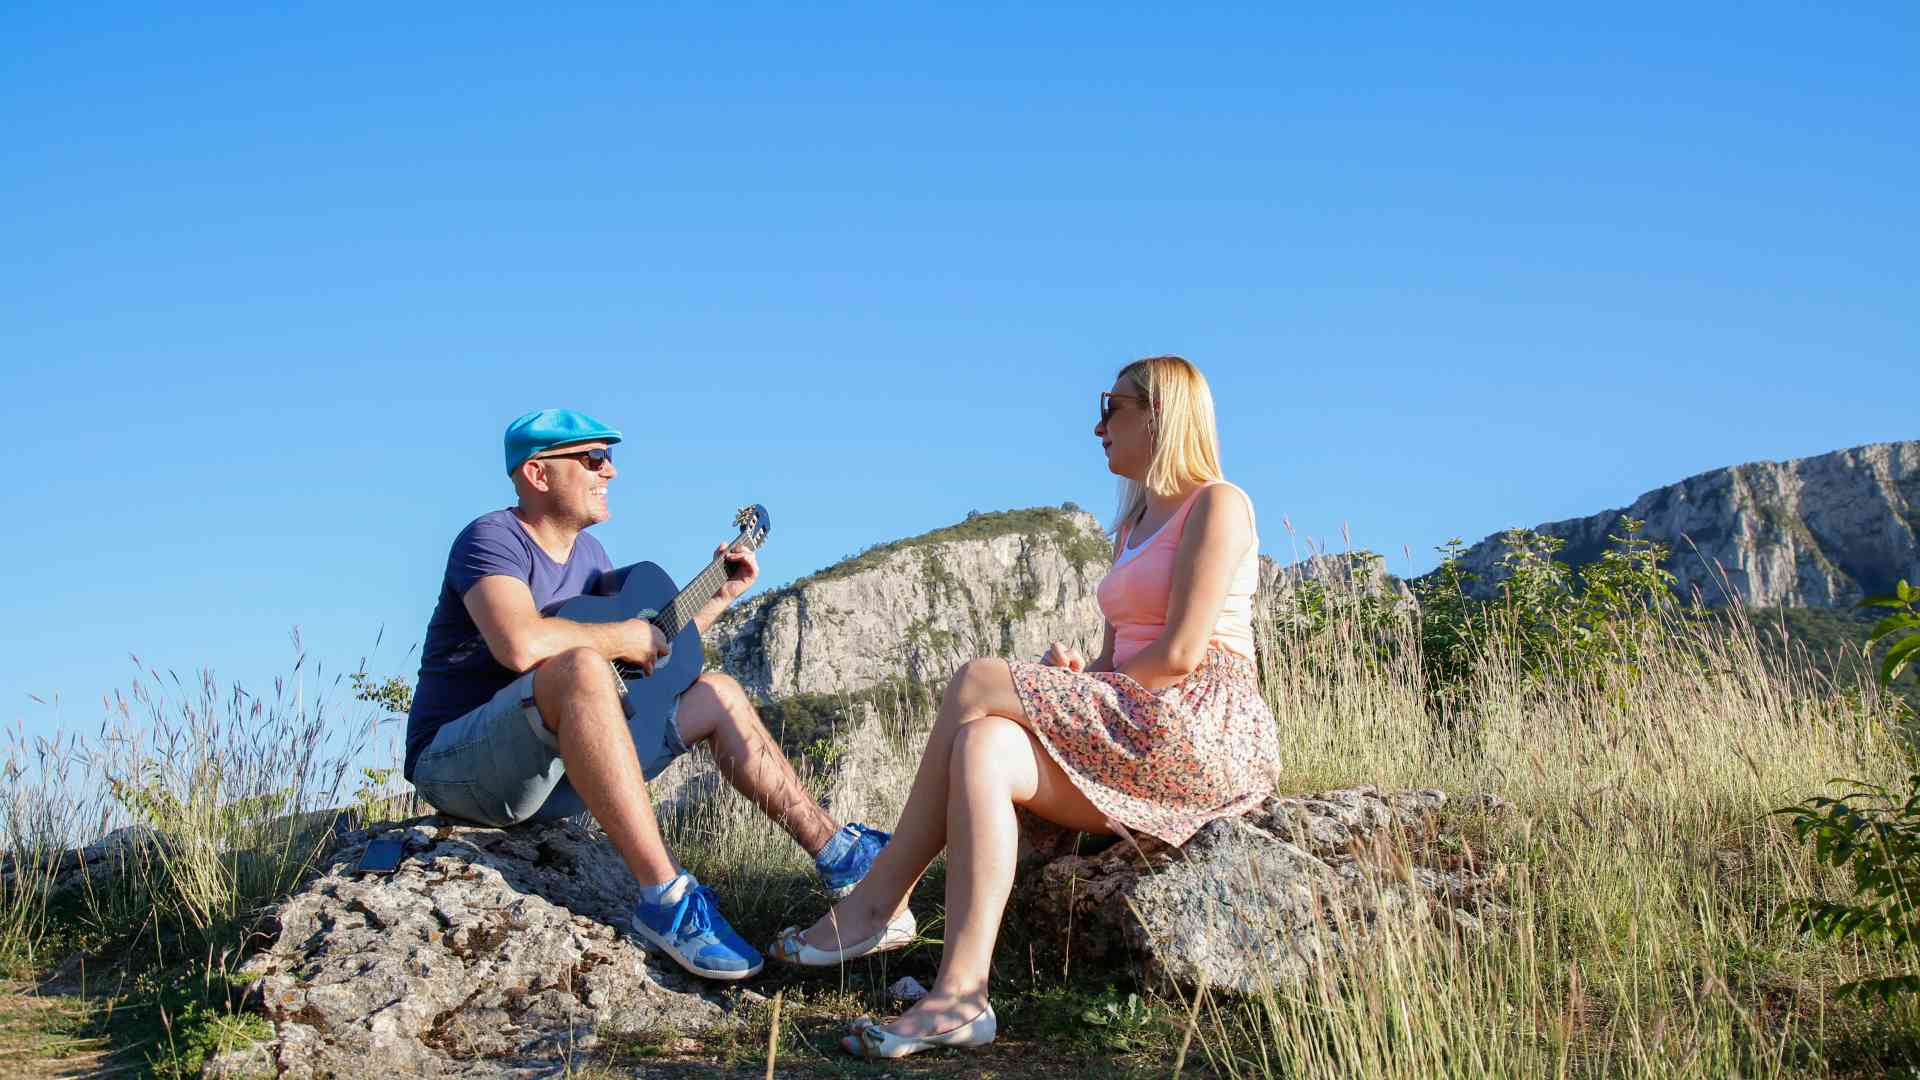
1007, 647, 1279, 847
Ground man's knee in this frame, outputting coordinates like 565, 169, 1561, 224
680, 671, 767, 746
532, 648, 619, 717
691, 671, 750, 710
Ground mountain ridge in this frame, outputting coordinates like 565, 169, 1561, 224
1447, 439, 1918, 607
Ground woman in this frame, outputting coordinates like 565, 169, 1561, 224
768, 355, 1279, 1059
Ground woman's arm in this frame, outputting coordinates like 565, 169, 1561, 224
1044, 528, 1124, 673
1084, 526, 1127, 672
1086, 622, 1119, 673
1116, 485, 1254, 689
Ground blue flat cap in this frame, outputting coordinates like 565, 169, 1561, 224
504, 409, 623, 474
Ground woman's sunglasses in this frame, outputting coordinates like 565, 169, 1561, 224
1099, 391, 1147, 424
537, 447, 615, 470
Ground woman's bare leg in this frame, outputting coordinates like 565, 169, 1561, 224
795, 659, 1031, 948
883, 715, 1110, 1038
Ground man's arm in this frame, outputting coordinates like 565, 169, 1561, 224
464, 575, 666, 673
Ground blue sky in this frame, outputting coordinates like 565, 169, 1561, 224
2, 3, 1914, 753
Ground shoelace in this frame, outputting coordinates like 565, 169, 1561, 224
829, 824, 889, 866
665, 884, 719, 940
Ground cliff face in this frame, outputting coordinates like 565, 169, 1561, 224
710, 507, 1111, 700
1451, 441, 1920, 608
710, 441, 1919, 703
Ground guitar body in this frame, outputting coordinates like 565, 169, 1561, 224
533, 561, 706, 820
526, 503, 770, 822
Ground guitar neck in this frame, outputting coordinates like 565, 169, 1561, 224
653, 538, 756, 639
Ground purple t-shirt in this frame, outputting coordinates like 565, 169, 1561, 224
404, 509, 613, 779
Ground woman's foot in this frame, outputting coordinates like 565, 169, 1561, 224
842, 992, 996, 1058
767, 896, 915, 965
794, 896, 893, 951
871, 989, 991, 1040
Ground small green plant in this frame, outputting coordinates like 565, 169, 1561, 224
1777, 580, 1920, 1004
352, 766, 398, 826
153, 1000, 272, 1079
1863, 579, 1920, 705
1777, 773, 1920, 1003
350, 670, 414, 715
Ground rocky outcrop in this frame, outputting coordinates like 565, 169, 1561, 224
242, 818, 741, 1078
711, 507, 1112, 699
1451, 440, 1920, 608
1012, 786, 1508, 994
0, 825, 161, 897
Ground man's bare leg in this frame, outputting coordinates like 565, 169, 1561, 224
534, 646, 678, 886
675, 672, 837, 856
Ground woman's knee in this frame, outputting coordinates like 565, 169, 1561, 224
948, 716, 1031, 790
942, 657, 1004, 712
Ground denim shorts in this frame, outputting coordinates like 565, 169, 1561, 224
410, 665, 687, 826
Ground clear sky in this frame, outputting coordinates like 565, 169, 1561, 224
3, 3, 1914, 752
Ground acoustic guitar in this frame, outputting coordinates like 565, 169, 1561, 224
532, 503, 771, 819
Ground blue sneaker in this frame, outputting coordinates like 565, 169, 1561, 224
630, 874, 763, 980
815, 822, 890, 898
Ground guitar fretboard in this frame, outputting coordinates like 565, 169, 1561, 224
656, 552, 737, 639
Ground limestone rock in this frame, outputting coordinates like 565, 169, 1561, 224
244, 817, 737, 1078
1450, 440, 1920, 608
1012, 786, 1507, 994
0, 825, 163, 897
711, 506, 1111, 699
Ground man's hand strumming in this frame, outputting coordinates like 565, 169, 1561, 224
620, 621, 672, 676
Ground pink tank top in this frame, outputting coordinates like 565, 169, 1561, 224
1097, 481, 1260, 668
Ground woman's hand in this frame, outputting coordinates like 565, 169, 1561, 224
1041, 641, 1088, 671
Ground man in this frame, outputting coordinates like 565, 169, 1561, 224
405, 408, 888, 980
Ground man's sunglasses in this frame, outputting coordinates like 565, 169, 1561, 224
537, 447, 615, 470
1099, 391, 1147, 424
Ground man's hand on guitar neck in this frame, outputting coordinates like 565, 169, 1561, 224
692, 545, 759, 635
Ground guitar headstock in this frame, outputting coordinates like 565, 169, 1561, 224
731, 504, 772, 552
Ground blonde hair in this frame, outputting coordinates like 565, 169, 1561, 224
1111, 355, 1224, 534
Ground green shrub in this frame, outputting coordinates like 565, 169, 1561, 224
1778, 773, 1920, 1003
1399, 517, 1688, 717
1863, 579, 1920, 703
1778, 580, 1920, 1004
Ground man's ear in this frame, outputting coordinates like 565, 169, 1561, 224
519, 459, 551, 494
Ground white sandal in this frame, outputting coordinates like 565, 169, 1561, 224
842, 1004, 997, 1058
767, 907, 916, 966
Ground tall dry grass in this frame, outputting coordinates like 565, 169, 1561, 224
0, 644, 379, 978
643, 567, 1911, 1077
1204, 578, 1912, 1078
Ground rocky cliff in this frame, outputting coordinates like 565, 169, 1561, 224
710, 506, 1112, 699
1451, 440, 1920, 608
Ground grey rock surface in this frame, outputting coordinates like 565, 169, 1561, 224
1012, 786, 1508, 994
244, 818, 738, 1078
710, 507, 1112, 699
1450, 440, 1920, 608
